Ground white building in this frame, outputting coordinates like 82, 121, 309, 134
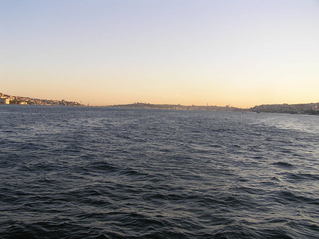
0, 98, 10, 104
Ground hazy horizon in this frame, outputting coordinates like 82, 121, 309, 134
1, 0, 319, 107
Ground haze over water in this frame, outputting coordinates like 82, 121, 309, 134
1, 106, 319, 238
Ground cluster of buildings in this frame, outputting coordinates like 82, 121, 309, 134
0, 93, 28, 105
0, 92, 82, 106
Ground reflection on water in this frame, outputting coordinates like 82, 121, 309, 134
251, 112, 319, 134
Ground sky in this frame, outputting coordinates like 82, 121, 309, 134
1, 0, 319, 107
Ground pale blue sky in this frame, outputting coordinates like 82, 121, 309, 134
1, 0, 319, 106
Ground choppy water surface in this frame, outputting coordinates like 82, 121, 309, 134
0, 106, 318, 239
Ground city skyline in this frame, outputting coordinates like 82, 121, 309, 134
1, 0, 319, 107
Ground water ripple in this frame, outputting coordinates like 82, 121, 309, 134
0, 106, 319, 238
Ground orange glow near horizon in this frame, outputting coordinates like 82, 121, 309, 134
1, 0, 319, 107
2, 67, 319, 108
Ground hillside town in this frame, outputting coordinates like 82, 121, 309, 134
0, 92, 82, 106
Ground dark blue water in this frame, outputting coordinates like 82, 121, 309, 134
1, 106, 319, 239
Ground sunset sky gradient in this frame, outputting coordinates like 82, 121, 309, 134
1, 0, 319, 107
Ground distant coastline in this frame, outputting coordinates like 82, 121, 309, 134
109, 103, 244, 112
1, 92, 318, 115
110, 102, 319, 115
0, 92, 82, 106
251, 103, 319, 115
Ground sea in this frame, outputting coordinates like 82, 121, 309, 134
0, 105, 318, 239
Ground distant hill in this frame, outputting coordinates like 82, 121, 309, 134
110, 103, 244, 111
0, 92, 82, 106
112, 102, 319, 115
2, 91, 318, 115
251, 103, 319, 115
